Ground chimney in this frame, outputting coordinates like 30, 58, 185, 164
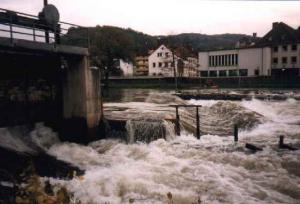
253, 33, 257, 38
273, 22, 279, 29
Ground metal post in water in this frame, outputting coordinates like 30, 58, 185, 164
279, 135, 284, 148
234, 124, 238, 142
196, 106, 200, 139
278, 135, 297, 150
175, 106, 180, 136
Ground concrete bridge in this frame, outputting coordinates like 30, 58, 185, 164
0, 6, 102, 143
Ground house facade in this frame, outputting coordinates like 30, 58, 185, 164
116, 59, 134, 76
183, 57, 199, 77
198, 22, 300, 78
148, 45, 178, 77
134, 56, 148, 76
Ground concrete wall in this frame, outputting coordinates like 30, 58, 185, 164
62, 56, 102, 143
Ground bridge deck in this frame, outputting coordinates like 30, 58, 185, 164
0, 37, 88, 56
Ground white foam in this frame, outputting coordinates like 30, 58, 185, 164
46, 132, 300, 204
188, 99, 221, 107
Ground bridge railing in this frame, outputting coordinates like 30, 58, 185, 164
0, 8, 89, 47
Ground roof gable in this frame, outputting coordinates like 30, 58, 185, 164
257, 22, 300, 46
149, 44, 171, 57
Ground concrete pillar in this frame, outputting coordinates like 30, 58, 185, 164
62, 55, 101, 143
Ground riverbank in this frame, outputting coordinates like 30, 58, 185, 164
0, 124, 84, 204
107, 76, 300, 89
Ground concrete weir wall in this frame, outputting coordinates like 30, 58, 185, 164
0, 37, 102, 143
62, 56, 102, 143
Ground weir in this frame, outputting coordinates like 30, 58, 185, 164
0, 6, 102, 143
126, 119, 167, 143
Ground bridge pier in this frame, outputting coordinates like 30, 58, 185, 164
62, 56, 102, 143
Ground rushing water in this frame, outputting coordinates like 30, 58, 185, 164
1, 89, 300, 203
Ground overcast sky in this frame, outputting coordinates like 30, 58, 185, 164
2, 0, 300, 37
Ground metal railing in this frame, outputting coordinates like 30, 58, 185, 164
0, 8, 89, 47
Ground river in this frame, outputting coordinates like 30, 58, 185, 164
2, 88, 300, 204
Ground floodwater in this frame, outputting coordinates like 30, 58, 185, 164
2, 88, 300, 203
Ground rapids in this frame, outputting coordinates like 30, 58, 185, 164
1, 89, 300, 203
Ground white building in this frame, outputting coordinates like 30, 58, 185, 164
148, 45, 178, 77
183, 57, 199, 77
117, 59, 134, 76
198, 22, 300, 78
199, 47, 271, 77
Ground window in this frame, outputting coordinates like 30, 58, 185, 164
235, 54, 238, 65
209, 71, 217, 77
291, 56, 297, 64
157, 53, 162, 57
229, 70, 238, 76
219, 70, 227, 77
165, 52, 169, 57
273, 46, 278, 52
282, 45, 288, 51
164, 62, 168, 67
254, 69, 259, 76
209, 56, 212, 67
221, 55, 225, 66
158, 62, 162, 67
200, 71, 208, 77
239, 69, 248, 76
282, 57, 287, 64
273, 57, 278, 64
153, 62, 156, 67
218, 56, 221, 66
224, 55, 228, 66
212, 56, 216, 66
292, 44, 297, 51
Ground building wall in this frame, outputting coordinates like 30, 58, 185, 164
271, 43, 300, 70
263, 47, 272, 75
134, 56, 148, 76
198, 48, 271, 77
148, 45, 176, 77
119, 59, 133, 76
239, 48, 271, 76
183, 57, 199, 77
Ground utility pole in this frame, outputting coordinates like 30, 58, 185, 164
43, 0, 49, 43
172, 50, 178, 92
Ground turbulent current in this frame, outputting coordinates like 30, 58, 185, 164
1, 89, 300, 204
